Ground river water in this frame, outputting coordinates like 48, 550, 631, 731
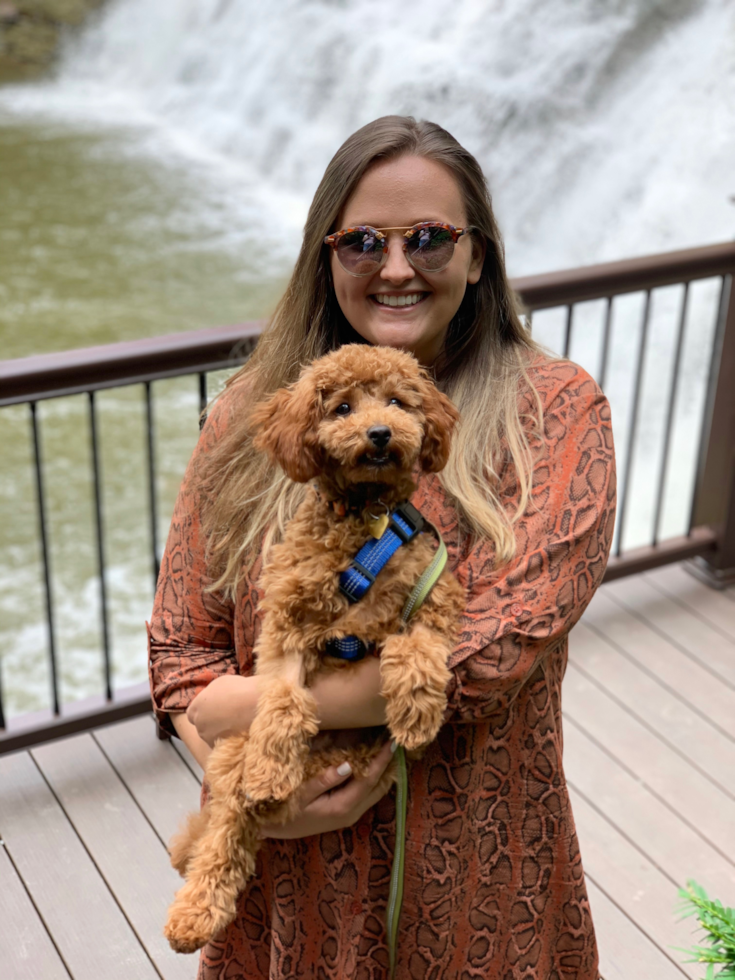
1, 0, 733, 718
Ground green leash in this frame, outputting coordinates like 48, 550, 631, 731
386, 534, 448, 980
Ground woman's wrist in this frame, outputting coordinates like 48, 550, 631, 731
310, 656, 387, 729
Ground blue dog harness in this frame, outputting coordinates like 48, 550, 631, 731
325, 501, 425, 662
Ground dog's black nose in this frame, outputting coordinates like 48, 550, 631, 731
367, 425, 391, 450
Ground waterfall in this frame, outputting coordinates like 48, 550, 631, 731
3, 0, 729, 275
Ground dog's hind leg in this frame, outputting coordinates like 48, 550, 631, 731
168, 805, 211, 877
164, 794, 262, 954
380, 623, 453, 752
243, 655, 320, 804
165, 733, 259, 952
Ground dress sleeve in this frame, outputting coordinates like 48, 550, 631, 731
443, 362, 616, 725
147, 398, 239, 737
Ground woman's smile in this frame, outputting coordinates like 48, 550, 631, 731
370, 291, 430, 309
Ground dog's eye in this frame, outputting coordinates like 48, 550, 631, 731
388, 397, 403, 408
334, 403, 351, 416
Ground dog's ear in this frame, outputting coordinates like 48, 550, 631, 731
250, 378, 323, 482
418, 379, 460, 473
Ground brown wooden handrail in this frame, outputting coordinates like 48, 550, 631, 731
0, 322, 263, 407
2, 241, 734, 407
513, 240, 735, 310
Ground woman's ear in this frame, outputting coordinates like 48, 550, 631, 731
418, 381, 460, 472
250, 378, 323, 482
467, 232, 486, 286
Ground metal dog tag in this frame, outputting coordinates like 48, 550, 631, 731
368, 513, 390, 539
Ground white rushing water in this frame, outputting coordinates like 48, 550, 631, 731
1, 0, 734, 716
4, 0, 734, 274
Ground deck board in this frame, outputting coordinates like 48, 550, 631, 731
32, 734, 198, 980
568, 789, 697, 979
0, 750, 159, 980
603, 573, 735, 688
564, 719, 735, 897
94, 715, 201, 846
586, 876, 687, 980
563, 661, 735, 860
568, 619, 735, 797
170, 733, 204, 782
646, 564, 735, 642
582, 589, 735, 740
0, 845, 71, 980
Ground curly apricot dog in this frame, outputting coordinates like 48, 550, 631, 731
164, 344, 465, 953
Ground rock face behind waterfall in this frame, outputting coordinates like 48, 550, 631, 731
0, 0, 103, 81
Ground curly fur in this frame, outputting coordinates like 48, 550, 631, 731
164, 345, 465, 954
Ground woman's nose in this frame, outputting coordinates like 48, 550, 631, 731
379, 235, 414, 284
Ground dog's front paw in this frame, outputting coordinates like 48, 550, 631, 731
386, 697, 446, 752
165, 891, 234, 954
244, 755, 303, 804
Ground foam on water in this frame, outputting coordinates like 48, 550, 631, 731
1, 0, 733, 272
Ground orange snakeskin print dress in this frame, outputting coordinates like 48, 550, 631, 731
149, 357, 616, 980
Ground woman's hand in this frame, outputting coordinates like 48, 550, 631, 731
187, 674, 260, 748
260, 740, 395, 839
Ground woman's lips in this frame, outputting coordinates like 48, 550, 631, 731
371, 292, 429, 309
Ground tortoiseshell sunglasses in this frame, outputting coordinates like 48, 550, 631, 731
323, 222, 474, 277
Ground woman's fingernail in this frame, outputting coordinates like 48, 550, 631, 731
390, 740, 398, 754
337, 762, 352, 776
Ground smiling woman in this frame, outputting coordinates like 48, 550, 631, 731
148, 115, 615, 980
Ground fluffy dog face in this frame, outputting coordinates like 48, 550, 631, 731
250, 345, 459, 488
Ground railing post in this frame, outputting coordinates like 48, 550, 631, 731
688, 271, 735, 587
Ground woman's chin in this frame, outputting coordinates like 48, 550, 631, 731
360, 320, 429, 353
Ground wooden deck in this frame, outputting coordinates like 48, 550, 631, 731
1, 562, 733, 980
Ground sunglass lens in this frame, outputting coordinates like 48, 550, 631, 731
406, 225, 455, 272
335, 228, 384, 275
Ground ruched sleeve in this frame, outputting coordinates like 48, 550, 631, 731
441, 361, 616, 724
147, 398, 239, 736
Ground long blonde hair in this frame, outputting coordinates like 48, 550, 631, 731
198, 116, 543, 597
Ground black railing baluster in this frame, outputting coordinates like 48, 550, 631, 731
144, 382, 160, 591
199, 371, 207, 427
562, 305, 573, 358
615, 290, 653, 557
30, 401, 60, 716
652, 283, 690, 546
598, 297, 613, 390
88, 391, 112, 701
0, 657, 6, 730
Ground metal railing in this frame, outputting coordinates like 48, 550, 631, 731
515, 240, 735, 582
1, 241, 734, 753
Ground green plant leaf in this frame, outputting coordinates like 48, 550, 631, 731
675, 881, 735, 980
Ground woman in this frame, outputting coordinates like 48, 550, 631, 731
149, 115, 615, 979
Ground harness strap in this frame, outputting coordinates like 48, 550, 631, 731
386, 530, 448, 980
339, 502, 424, 602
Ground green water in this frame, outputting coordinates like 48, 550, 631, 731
0, 118, 287, 718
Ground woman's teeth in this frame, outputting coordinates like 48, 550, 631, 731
374, 293, 424, 307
